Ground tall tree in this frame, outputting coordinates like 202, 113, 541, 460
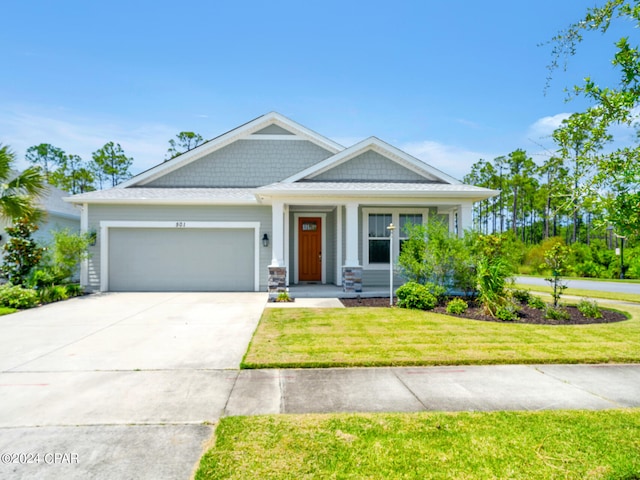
91, 142, 133, 188
552, 113, 611, 243
0, 144, 46, 221
504, 149, 536, 237
165, 131, 205, 160
549, 0, 640, 237
25, 143, 65, 181
538, 156, 569, 239
51, 154, 96, 194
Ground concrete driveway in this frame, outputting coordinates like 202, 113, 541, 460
0, 292, 267, 480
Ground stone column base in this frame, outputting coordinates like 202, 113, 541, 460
342, 266, 362, 293
268, 266, 287, 300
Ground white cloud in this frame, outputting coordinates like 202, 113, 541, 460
527, 112, 572, 141
0, 107, 175, 174
402, 140, 495, 180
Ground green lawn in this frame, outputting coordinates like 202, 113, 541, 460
195, 410, 640, 480
242, 304, 640, 368
0, 306, 17, 316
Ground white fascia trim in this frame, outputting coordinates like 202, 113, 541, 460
117, 112, 344, 188
99, 221, 261, 292
257, 190, 499, 203
282, 137, 462, 185
65, 197, 259, 206
257, 195, 487, 206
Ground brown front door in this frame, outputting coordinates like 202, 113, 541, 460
298, 217, 322, 281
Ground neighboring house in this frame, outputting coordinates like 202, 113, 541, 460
0, 184, 81, 248
65, 112, 498, 294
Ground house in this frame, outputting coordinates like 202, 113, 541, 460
0, 184, 81, 247
65, 112, 498, 294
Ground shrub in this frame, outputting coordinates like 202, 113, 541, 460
527, 295, 546, 310
545, 306, 570, 321
396, 282, 438, 310
495, 303, 519, 321
0, 218, 44, 286
397, 221, 474, 294
275, 290, 292, 303
511, 288, 531, 305
39, 285, 69, 304
0, 284, 39, 309
577, 298, 603, 319
65, 283, 84, 297
446, 298, 468, 314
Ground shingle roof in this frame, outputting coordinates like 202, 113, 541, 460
256, 182, 499, 199
65, 188, 258, 204
39, 185, 81, 218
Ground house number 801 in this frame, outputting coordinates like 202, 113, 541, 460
175, 222, 187, 228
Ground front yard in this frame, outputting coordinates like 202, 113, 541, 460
195, 410, 640, 480
242, 303, 640, 368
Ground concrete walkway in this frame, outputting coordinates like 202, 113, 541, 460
225, 364, 640, 416
1, 294, 639, 480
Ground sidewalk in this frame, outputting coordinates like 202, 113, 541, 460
225, 364, 640, 416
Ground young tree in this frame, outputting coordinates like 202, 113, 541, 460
165, 131, 205, 160
91, 142, 133, 187
549, 0, 640, 238
25, 143, 66, 181
0, 144, 46, 221
0, 218, 44, 285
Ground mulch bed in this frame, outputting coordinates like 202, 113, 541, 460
340, 297, 629, 325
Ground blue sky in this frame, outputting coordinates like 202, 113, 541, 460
0, 1, 629, 180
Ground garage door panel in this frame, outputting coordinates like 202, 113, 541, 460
109, 228, 254, 291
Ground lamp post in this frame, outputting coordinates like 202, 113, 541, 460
607, 226, 626, 279
618, 234, 626, 279
387, 223, 396, 306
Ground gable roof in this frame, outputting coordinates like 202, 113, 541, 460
282, 137, 461, 185
117, 112, 344, 188
38, 185, 81, 219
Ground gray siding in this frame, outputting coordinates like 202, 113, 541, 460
33, 214, 81, 244
253, 125, 294, 135
312, 151, 427, 182
146, 140, 334, 188
363, 270, 406, 287
86, 204, 271, 291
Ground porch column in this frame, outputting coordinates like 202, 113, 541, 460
344, 202, 360, 266
80, 203, 88, 287
458, 202, 473, 237
270, 200, 285, 266
342, 202, 362, 293
268, 201, 286, 299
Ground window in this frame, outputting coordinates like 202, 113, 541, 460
399, 213, 423, 253
368, 214, 392, 264
362, 208, 428, 269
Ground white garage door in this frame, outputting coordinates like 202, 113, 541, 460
108, 227, 255, 291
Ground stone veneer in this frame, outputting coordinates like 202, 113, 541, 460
342, 266, 363, 293
267, 266, 287, 299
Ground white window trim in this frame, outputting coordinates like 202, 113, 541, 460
362, 208, 428, 270
99, 221, 261, 292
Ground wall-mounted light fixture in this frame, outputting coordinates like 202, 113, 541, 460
88, 230, 97, 247
262, 233, 269, 247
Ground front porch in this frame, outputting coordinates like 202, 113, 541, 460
265, 199, 473, 299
